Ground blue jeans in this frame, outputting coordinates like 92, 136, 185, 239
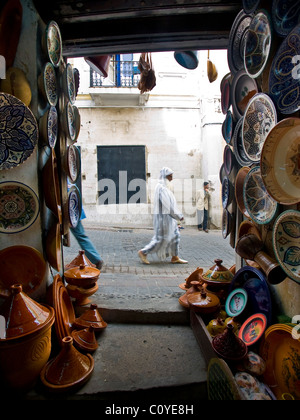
198, 209, 208, 230
70, 221, 102, 264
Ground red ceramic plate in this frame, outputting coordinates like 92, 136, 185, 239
239, 313, 267, 346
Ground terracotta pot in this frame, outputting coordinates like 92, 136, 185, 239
0, 284, 55, 390
66, 283, 99, 306
64, 264, 100, 288
71, 326, 98, 353
73, 303, 107, 331
178, 281, 203, 308
187, 288, 220, 314
65, 250, 96, 270
45, 222, 62, 272
179, 267, 203, 290
40, 336, 94, 393
207, 50, 218, 83
236, 234, 286, 284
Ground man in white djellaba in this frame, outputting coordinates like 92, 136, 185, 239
138, 167, 188, 265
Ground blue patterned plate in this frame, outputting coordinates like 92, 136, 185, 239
272, 0, 300, 38
243, 166, 278, 225
273, 210, 300, 284
269, 23, 300, 114
0, 93, 38, 170
0, 181, 39, 233
68, 185, 82, 228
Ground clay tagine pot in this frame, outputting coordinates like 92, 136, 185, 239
40, 336, 94, 393
178, 281, 203, 308
73, 304, 107, 332
64, 264, 100, 288
66, 282, 99, 306
71, 325, 98, 353
202, 259, 234, 285
187, 287, 221, 314
236, 234, 286, 285
65, 250, 96, 270
0, 284, 55, 390
179, 267, 204, 290
212, 324, 248, 362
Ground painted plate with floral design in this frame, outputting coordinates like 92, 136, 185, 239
243, 166, 278, 225
45, 21, 62, 68
260, 118, 300, 205
242, 93, 277, 164
0, 93, 38, 170
273, 210, 300, 284
63, 63, 76, 104
0, 181, 39, 233
64, 102, 76, 142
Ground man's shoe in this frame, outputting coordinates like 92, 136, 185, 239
171, 256, 188, 264
95, 259, 104, 270
138, 250, 150, 265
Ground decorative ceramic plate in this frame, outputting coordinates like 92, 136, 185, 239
225, 288, 248, 317
243, 166, 278, 225
0, 93, 38, 170
40, 62, 58, 107
228, 10, 253, 75
45, 20, 62, 68
222, 111, 233, 144
222, 177, 234, 209
0, 245, 46, 296
232, 118, 253, 167
239, 313, 267, 346
222, 208, 233, 239
66, 145, 81, 183
244, 11, 272, 79
269, 23, 300, 114
235, 166, 251, 219
0, 181, 39, 233
231, 70, 259, 120
260, 118, 300, 205
45, 222, 62, 272
39, 106, 58, 148
223, 145, 235, 176
63, 63, 76, 104
242, 93, 277, 163
221, 75, 232, 115
65, 102, 76, 141
229, 266, 272, 324
243, 0, 260, 13
272, 0, 300, 38
68, 185, 81, 228
260, 324, 300, 400
272, 210, 300, 284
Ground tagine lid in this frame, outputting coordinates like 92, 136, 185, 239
202, 259, 234, 284
0, 284, 54, 339
64, 264, 100, 280
73, 304, 107, 331
212, 324, 248, 361
187, 288, 221, 314
65, 250, 96, 270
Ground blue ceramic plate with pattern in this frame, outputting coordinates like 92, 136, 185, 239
272, 0, 300, 38
39, 62, 58, 107
273, 210, 300, 284
225, 288, 248, 318
243, 166, 278, 225
228, 10, 253, 75
0, 93, 38, 170
233, 118, 253, 167
0, 181, 39, 233
68, 185, 81, 228
269, 23, 300, 114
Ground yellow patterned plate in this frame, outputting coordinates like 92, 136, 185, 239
261, 118, 300, 205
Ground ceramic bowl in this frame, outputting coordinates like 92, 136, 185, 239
67, 185, 82, 228
232, 117, 253, 167
66, 282, 99, 306
0, 246, 46, 297
222, 176, 234, 209
243, 166, 278, 225
269, 23, 300, 114
64, 265, 100, 288
272, 210, 300, 284
242, 93, 277, 164
38, 62, 58, 107
238, 313, 267, 346
222, 208, 233, 239
235, 166, 251, 219
44, 20, 62, 68
84, 55, 111, 77
223, 145, 236, 176
244, 10, 272, 79
0, 181, 40, 234
64, 145, 81, 183
222, 111, 234, 144
231, 70, 259, 120
42, 149, 62, 223
0, 92, 38, 170
39, 106, 58, 148
228, 10, 253, 75
221, 74, 232, 115
63, 102, 76, 142
225, 288, 248, 318
62, 62, 76, 104
272, 0, 300, 38
260, 118, 300, 205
